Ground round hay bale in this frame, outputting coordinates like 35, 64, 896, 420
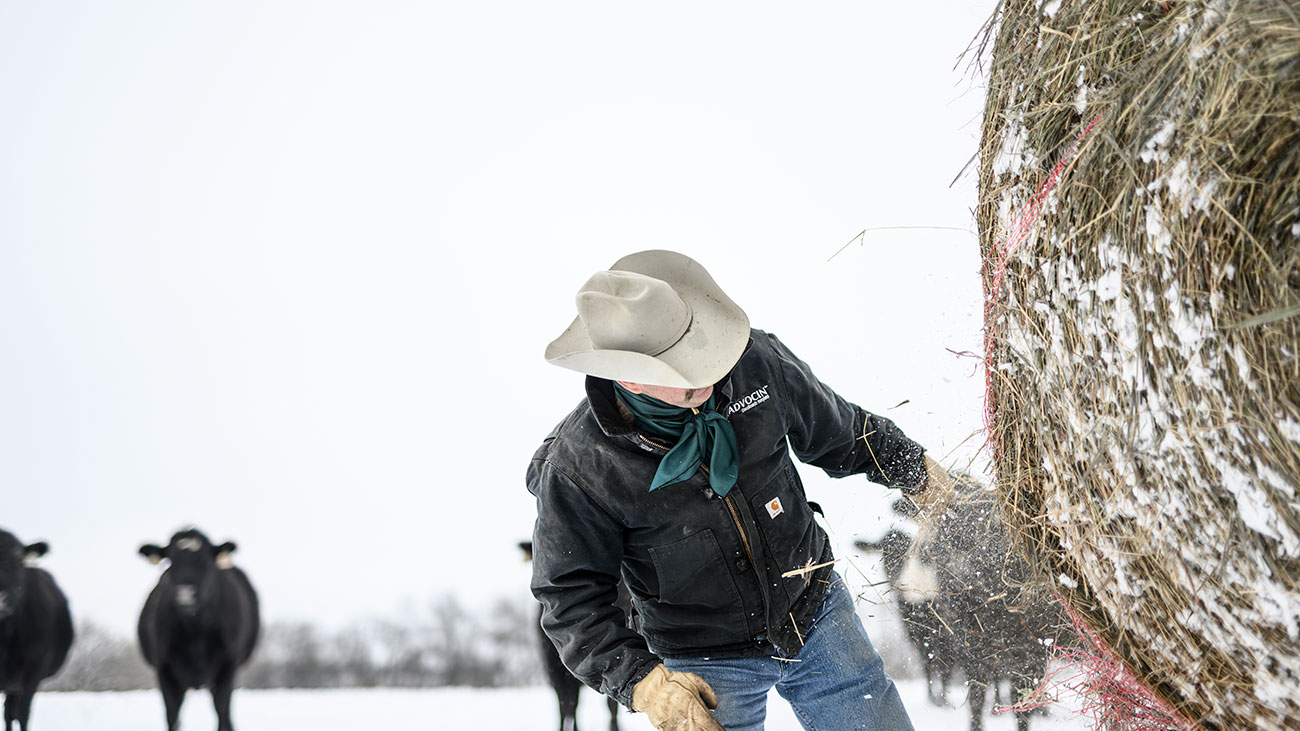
976, 2, 1300, 729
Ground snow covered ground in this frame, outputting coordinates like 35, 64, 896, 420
32, 681, 1096, 730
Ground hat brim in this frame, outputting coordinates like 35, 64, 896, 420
545, 250, 750, 388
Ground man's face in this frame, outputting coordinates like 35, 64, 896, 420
617, 381, 714, 409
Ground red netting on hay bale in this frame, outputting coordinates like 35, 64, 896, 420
1051, 602, 1198, 731
990, 597, 1199, 731
981, 113, 1101, 443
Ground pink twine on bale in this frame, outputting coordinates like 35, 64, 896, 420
980, 113, 1200, 729
998, 598, 1200, 730
980, 113, 1103, 442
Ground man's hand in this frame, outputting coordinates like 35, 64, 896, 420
910, 455, 956, 514
632, 663, 725, 730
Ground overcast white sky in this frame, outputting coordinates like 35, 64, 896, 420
2, 1, 996, 635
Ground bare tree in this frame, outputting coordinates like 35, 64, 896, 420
43, 620, 153, 691
44, 594, 543, 691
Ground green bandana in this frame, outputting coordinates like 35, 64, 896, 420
614, 384, 740, 497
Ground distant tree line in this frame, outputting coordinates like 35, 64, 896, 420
45, 596, 542, 691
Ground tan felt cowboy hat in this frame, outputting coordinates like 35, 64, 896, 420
545, 250, 750, 388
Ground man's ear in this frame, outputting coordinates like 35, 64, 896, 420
215, 541, 237, 569
139, 544, 166, 566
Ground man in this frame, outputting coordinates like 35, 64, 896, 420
527, 250, 951, 730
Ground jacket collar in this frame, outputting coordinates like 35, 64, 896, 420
586, 376, 636, 437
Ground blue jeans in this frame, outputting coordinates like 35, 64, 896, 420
664, 575, 913, 731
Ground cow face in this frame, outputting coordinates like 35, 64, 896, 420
895, 543, 942, 603
856, 527, 942, 603
895, 473, 1011, 607
0, 530, 47, 621
139, 529, 237, 616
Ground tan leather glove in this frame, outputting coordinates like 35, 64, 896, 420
632, 663, 725, 731
910, 455, 956, 513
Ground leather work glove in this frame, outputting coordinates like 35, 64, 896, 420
909, 455, 956, 514
632, 663, 725, 731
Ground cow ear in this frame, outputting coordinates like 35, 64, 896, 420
139, 544, 165, 565
23, 542, 49, 565
215, 541, 237, 569
891, 498, 918, 518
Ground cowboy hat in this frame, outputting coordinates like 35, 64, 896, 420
545, 250, 750, 388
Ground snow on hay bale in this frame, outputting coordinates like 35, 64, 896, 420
975, 1, 1299, 729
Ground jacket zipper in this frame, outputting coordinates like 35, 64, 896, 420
637, 426, 770, 647
723, 494, 756, 570
636, 433, 758, 573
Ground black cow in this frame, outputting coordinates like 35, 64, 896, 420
0, 530, 73, 731
520, 541, 622, 731
138, 529, 260, 731
858, 480, 1065, 731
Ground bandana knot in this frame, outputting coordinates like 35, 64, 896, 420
614, 384, 739, 497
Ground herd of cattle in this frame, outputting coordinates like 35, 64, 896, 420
3, 474, 1067, 731
0, 528, 259, 731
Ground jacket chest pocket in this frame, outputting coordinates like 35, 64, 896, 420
648, 529, 741, 609
644, 529, 750, 650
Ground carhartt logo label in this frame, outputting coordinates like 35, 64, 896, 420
765, 497, 784, 519
726, 385, 770, 416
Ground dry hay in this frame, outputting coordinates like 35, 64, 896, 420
976, 1, 1300, 729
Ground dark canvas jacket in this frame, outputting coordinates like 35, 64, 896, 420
526, 329, 926, 708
